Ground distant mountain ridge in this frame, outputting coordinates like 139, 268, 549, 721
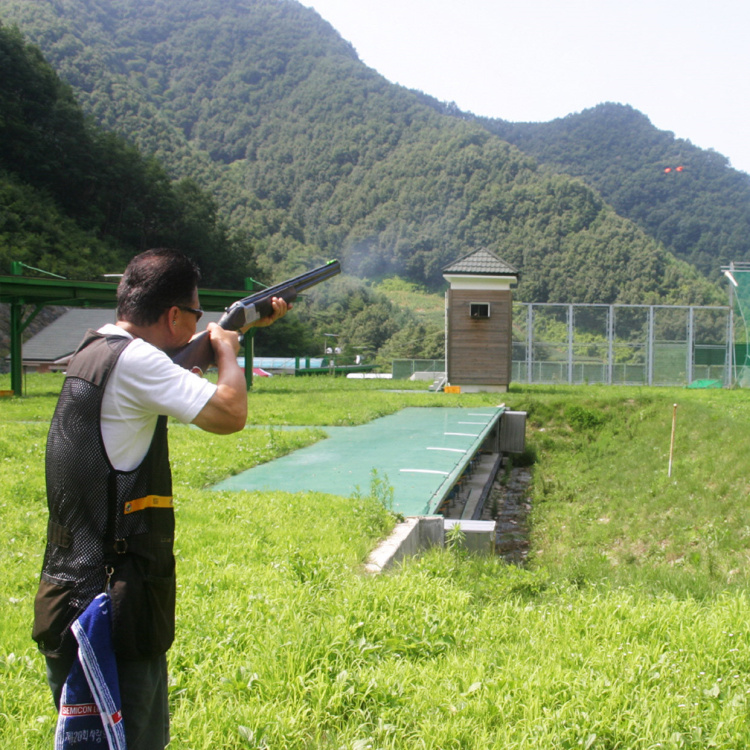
0, 0, 727, 309
477, 103, 750, 280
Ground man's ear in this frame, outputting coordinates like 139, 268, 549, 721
165, 305, 178, 327
161, 306, 182, 345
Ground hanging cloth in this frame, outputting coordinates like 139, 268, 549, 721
55, 592, 126, 749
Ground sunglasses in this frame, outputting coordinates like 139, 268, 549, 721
177, 305, 204, 322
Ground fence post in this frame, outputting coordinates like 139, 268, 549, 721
687, 307, 694, 385
647, 306, 655, 386
607, 304, 614, 385
9, 261, 23, 396
526, 304, 533, 384
725, 262, 737, 386
567, 304, 574, 384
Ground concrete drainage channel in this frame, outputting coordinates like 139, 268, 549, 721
482, 466, 533, 565
365, 465, 533, 572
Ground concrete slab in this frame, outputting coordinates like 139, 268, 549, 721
213, 407, 504, 517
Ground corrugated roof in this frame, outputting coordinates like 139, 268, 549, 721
22, 308, 224, 363
23, 309, 116, 362
443, 248, 519, 276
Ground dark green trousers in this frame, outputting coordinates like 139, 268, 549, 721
46, 652, 170, 750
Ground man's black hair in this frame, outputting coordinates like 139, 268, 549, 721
116, 248, 201, 326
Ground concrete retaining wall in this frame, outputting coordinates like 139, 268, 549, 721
364, 516, 444, 574
364, 515, 496, 573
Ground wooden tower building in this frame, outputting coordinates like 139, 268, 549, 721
443, 248, 519, 392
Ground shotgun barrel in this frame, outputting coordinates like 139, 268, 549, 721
172, 259, 341, 373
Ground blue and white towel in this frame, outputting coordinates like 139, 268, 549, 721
55, 592, 127, 749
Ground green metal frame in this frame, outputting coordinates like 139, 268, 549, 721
1, 268, 255, 395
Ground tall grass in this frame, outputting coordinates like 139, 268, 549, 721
513, 386, 750, 596
2, 375, 750, 748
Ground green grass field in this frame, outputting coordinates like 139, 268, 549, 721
2, 374, 750, 748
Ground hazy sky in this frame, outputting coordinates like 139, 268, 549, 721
302, 0, 750, 175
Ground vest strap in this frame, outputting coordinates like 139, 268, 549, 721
123, 495, 174, 514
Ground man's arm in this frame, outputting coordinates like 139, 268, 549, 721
191, 298, 288, 434
191, 324, 247, 434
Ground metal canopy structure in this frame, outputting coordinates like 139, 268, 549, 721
1, 263, 255, 395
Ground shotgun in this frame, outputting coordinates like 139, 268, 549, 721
172, 259, 341, 373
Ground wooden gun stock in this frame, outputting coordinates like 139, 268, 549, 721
171, 329, 215, 374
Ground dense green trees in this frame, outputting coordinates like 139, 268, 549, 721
250, 274, 443, 360
0, 21, 248, 286
0, 0, 724, 311
481, 103, 750, 280
1, 0, 739, 364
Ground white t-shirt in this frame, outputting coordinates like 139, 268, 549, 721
98, 324, 218, 471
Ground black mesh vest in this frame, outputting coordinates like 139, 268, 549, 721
33, 330, 175, 659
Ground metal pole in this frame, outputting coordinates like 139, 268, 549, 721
244, 330, 255, 389
567, 304, 573, 384
244, 277, 255, 389
526, 304, 533, 384
647, 306, 655, 386
9, 261, 23, 396
607, 304, 614, 385
727, 298, 734, 387
728, 262, 735, 386
687, 306, 694, 386
10, 298, 23, 396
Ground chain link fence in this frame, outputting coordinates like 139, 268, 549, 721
395, 302, 734, 387
726, 263, 750, 387
391, 359, 446, 380
511, 303, 731, 387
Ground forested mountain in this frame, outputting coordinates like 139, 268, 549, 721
0, 18, 452, 364
0, 14, 443, 361
0, 22, 249, 286
480, 103, 750, 280
0, 0, 723, 316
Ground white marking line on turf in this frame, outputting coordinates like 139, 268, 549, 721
400, 469, 451, 475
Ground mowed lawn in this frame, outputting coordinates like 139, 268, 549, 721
2, 374, 750, 749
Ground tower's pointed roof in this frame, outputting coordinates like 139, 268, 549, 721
442, 248, 519, 276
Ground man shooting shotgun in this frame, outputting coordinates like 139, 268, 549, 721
33, 249, 339, 750
171, 259, 341, 374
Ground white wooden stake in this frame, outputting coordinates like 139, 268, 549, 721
668, 403, 677, 477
